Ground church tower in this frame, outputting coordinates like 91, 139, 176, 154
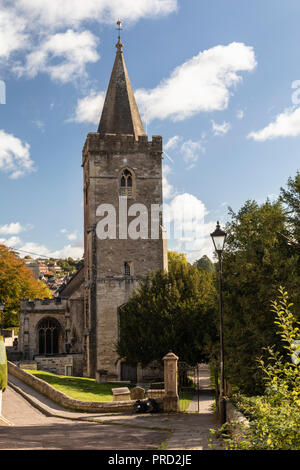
82, 31, 168, 380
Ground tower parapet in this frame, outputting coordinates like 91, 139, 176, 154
82, 133, 162, 165
20, 298, 67, 313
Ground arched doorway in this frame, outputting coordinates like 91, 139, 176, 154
37, 317, 61, 355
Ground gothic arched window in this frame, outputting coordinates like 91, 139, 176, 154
37, 317, 61, 355
120, 169, 134, 197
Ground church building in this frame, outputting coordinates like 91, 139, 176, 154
18, 32, 168, 382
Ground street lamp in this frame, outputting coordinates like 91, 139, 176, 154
211, 221, 227, 425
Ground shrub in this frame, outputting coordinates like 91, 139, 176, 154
223, 287, 300, 450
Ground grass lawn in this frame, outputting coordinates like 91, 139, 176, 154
25, 370, 195, 410
179, 391, 194, 412
25, 370, 131, 402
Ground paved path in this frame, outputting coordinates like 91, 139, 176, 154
0, 369, 222, 450
186, 364, 214, 413
0, 385, 168, 450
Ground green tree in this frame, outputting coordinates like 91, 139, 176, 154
168, 250, 189, 270
194, 255, 215, 272
117, 253, 217, 366
0, 245, 51, 327
225, 288, 300, 450
280, 171, 300, 247
222, 199, 299, 394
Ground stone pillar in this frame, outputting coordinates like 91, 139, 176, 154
163, 352, 179, 412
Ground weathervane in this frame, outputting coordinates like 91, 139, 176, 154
116, 19, 122, 41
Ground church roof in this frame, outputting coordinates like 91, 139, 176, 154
97, 38, 146, 139
58, 264, 84, 298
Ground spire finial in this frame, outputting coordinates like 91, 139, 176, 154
116, 19, 123, 52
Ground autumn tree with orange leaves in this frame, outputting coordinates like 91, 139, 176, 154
0, 245, 51, 328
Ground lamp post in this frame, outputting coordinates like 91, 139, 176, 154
210, 221, 227, 425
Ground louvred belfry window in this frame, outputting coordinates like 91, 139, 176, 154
120, 169, 133, 197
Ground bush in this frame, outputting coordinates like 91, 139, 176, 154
223, 287, 300, 450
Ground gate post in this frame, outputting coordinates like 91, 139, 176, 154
163, 352, 179, 412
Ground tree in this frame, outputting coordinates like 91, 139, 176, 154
222, 198, 299, 394
117, 252, 217, 367
0, 245, 51, 327
224, 288, 300, 450
194, 255, 215, 272
280, 171, 300, 247
167, 250, 189, 270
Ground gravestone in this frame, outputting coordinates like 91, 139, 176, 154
130, 386, 145, 400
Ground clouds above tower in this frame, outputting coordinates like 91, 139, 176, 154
0, 0, 178, 82
73, 42, 257, 124
13, 0, 178, 29
136, 42, 257, 122
14, 29, 100, 83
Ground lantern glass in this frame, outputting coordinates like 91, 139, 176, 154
211, 222, 227, 253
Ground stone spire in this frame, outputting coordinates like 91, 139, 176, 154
97, 24, 146, 139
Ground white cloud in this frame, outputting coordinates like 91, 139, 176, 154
72, 42, 256, 125
14, 0, 178, 29
135, 42, 257, 122
0, 130, 35, 179
211, 120, 231, 136
67, 232, 78, 241
248, 106, 300, 141
0, 1, 177, 82
2, 239, 84, 260
0, 220, 83, 259
164, 193, 216, 262
0, 236, 22, 247
70, 90, 105, 124
164, 135, 180, 151
0, 222, 26, 235
180, 139, 205, 169
15, 29, 99, 83
162, 164, 175, 200
50, 244, 83, 259
163, 135, 206, 170
0, 7, 28, 58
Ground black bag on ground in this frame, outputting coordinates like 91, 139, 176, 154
133, 400, 148, 413
133, 398, 160, 413
145, 398, 160, 413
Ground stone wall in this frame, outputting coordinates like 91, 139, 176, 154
8, 361, 154, 413
35, 355, 73, 375
226, 400, 250, 443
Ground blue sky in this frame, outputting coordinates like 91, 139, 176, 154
0, 0, 299, 261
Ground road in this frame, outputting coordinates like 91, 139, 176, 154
0, 386, 168, 450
